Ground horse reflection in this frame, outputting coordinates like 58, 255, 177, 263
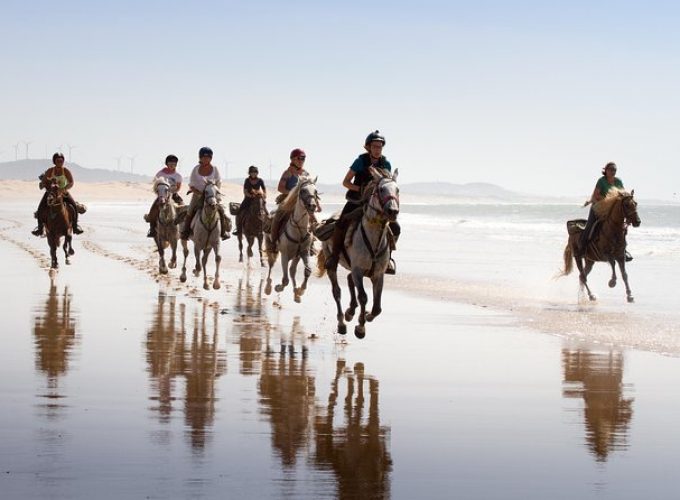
562, 347, 634, 461
33, 281, 79, 416
313, 360, 392, 499
233, 275, 266, 376
258, 317, 315, 467
145, 296, 226, 451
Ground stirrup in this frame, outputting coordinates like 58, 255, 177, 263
385, 258, 396, 275
31, 227, 43, 236
73, 225, 84, 235
625, 251, 633, 262
221, 232, 230, 241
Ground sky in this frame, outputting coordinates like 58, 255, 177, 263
1, 0, 679, 200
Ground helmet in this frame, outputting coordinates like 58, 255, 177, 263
165, 154, 178, 165
52, 152, 65, 163
290, 148, 306, 159
198, 146, 213, 158
248, 165, 259, 174
364, 130, 385, 147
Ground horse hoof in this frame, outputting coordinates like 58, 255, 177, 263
65, 259, 71, 265
239, 256, 243, 263
180, 274, 187, 283
203, 283, 210, 291
354, 326, 366, 339
265, 284, 272, 295
68, 249, 75, 256
294, 294, 301, 303
275, 284, 284, 293
169, 262, 177, 269
213, 281, 221, 290
160, 268, 168, 275
193, 271, 200, 277
589, 295, 597, 302
608, 279, 616, 288
344, 311, 354, 322
366, 313, 375, 322
627, 296, 635, 303
338, 324, 347, 335
261, 260, 265, 268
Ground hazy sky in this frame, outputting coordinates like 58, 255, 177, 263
2, 0, 678, 200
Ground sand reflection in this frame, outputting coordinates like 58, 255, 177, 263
33, 279, 79, 418
562, 347, 634, 461
146, 294, 227, 451
313, 360, 392, 499
233, 276, 266, 376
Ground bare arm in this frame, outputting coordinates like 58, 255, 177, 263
277, 172, 288, 194
342, 169, 359, 192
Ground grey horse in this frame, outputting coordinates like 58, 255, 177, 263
152, 177, 187, 275
317, 167, 399, 338
264, 176, 319, 303
180, 181, 223, 290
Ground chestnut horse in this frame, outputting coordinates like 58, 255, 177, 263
559, 189, 641, 302
43, 180, 74, 269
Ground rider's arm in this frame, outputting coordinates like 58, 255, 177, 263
277, 171, 289, 194
591, 185, 603, 203
64, 169, 75, 191
342, 169, 360, 192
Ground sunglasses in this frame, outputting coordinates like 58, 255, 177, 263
296, 156, 306, 161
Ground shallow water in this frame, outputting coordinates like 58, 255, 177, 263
2, 201, 680, 499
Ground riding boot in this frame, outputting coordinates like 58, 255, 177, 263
31, 220, 44, 237
625, 250, 633, 262
218, 207, 231, 240
70, 206, 84, 234
233, 212, 243, 236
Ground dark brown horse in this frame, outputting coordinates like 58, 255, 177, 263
43, 180, 75, 269
237, 195, 267, 267
560, 189, 641, 302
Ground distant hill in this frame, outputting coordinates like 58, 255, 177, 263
0, 159, 151, 183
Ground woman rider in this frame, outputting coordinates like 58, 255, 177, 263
233, 165, 267, 236
180, 146, 231, 241
269, 148, 310, 250
32, 152, 85, 236
579, 161, 631, 260
324, 130, 399, 274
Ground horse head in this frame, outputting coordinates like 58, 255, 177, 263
46, 179, 64, 206
368, 166, 400, 222
297, 176, 320, 215
622, 190, 641, 227
203, 181, 219, 207
153, 177, 172, 206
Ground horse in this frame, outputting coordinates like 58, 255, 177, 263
559, 188, 641, 302
43, 180, 75, 270
316, 167, 399, 338
264, 176, 320, 302
180, 181, 222, 290
152, 177, 188, 275
237, 195, 267, 267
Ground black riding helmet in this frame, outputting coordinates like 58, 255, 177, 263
248, 165, 259, 174
198, 146, 213, 158
364, 130, 386, 147
165, 154, 178, 165
52, 152, 65, 163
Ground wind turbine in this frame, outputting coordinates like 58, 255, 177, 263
13, 142, 20, 160
127, 155, 136, 174
67, 144, 77, 162
114, 156, 123, 171
22, 140, 32, 159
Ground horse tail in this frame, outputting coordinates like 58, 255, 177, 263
557, 239, 574, 277
316, 251, 327, 278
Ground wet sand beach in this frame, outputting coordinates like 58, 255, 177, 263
2, 189, 680, 499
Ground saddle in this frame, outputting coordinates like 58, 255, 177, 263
314, 212, 342, 241
229, 202, 240, 216
567, 218, 601, 241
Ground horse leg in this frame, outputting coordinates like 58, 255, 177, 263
67, 234, 74, 256
238, 234, 244, 263
290, 256, 302, 302
169, 239, 178, 269
344, 274, 358, 322
258, 234, 265, 267
157, 238, 168, 274
581, 260, 596, 301
62, 236, 71, 265
617, 258, 634, 302
48, 236, 58, 269
298, 250, 312, 294
275, 254, 290, 293
608, 259, 617, 288
247, 235, 254, 259
328, 267, 346, 335
193, 243, 202, 277
202, 249, 211, 290
366, 274, 384, 322
212, 245, 221, 290
180, 239, 189, 282
352, 269, 368, 339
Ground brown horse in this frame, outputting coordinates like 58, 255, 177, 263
560, 189, 641, 302
43, 180, 75, 269
236, 195, 267, 267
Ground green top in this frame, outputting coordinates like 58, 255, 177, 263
596, 176, 623, 197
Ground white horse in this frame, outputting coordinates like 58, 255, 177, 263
152, 177, 187, 275
180, 181, 222, 290
264, 176, 320, 303
317, 167, 399, 338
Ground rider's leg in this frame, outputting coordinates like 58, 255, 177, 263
146, 199, 159, 238
217, 204, 231, 240
63, 193, 83, 234
269, 210, 285, 252
234, 199, 249, 235
32, 191, 49, 236
578, 207, 597, 256
324, 217, 350, 271
181, 193, 202, 240
385, 221, 400, 275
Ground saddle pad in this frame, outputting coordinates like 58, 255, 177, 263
229, 202, 240, 216
567, 219, 587, 235
315, 220, 336, 241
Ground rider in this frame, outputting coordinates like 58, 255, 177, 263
578, 161, 631, 260
324, 130, 399, 274
180, 147, 231, 241
233, 165, 267, 236
145, 154, 184, 238
269, 148, 310, 250
32, 152, 84, 236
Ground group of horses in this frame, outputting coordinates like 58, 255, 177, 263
38, 171, 642, 338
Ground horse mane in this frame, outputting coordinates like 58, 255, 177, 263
278, 178, 309, 214
593, 187, 630, 218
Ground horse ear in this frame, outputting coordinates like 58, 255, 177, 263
368, 166, 381, 180
313, 176, 318, 184
631, 189, 634, 196
392, 168, 399, 181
